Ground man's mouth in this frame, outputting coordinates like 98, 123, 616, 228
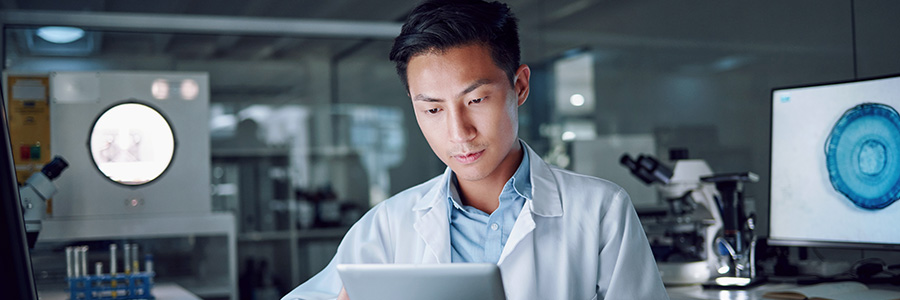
453, 150, 484, 164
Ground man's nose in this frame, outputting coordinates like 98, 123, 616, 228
448, 110, 475, 143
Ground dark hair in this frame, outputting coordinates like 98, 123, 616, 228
389, 0, 520, 90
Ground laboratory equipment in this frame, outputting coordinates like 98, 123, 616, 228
48, 71, 211, 219
622, 152, 721, 284
622, 151, 760, 286
110, 244, 117, 275
18, 156, 68, 247
769, 74, 900, 249
571, 135, 659, 209
124, 244, 132, 274
65, 243, 155, 300
701, 172, 761, 287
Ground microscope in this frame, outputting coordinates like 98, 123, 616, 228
621, 150, 760, 287
19, 156, 68, 248
701, 172, 761, 287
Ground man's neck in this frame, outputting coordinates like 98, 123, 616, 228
456, 144, 524, 214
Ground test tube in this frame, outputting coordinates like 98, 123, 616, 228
131, 244, 139, 273
111, 245, 120, 298
110, 244, 117, 275
73, 247, 81, 278
123, 244, 131, 274
95, 262, 103, 276
65, 247, 73, 278
80, 246, 89, 277
145, 254, 154, 274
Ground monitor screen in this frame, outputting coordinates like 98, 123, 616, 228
769, 74, 900, 249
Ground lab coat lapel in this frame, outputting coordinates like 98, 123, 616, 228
498, 201, 535, 264
498, 202, 539, 300
412, 168, 452, 264
498, 143, 562, 264
524, 143, 563, 218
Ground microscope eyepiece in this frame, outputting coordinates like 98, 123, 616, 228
620, 154, 638, 170
40, 156, 69, 180
620, 153, 673, 185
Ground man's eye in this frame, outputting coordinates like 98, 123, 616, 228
470, 98, 484, 104
426, 108, 440, 114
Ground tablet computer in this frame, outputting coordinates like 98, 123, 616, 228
336, 263, 505, 300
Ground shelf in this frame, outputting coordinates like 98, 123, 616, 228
296, 227, 349, 239
38, 213, 236, 242
239, 230, 291, 242
238, 228, 349, 242
211, 148, 290, 158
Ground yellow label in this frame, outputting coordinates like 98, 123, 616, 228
6, 75, 51, 184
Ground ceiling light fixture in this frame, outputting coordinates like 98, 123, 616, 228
570, 94, 585, 107
35, 26, 85, 44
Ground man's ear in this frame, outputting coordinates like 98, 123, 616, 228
514, 64, 531, 106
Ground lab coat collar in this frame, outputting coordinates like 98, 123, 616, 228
524, 141, 563, 217
410, 140, 562, 216
412, 167, 453, 263
412, 167, 453, 212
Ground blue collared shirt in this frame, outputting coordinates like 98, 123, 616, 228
448, 146, 531, 263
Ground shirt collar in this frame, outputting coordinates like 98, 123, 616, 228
510, 145, 532, 200
413, 140, 562, 217
446, 141, 532, 211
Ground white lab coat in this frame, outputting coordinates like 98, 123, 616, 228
283, 143, 668, 300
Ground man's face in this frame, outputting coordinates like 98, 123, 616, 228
406, 43, 529, 183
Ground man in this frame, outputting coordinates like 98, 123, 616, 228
283, 0, 668, 299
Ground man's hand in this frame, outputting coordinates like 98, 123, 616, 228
338, 287, 350, 300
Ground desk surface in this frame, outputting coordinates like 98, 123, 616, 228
667, 282, 900, 300
39, 282, 201, 300
667, 284, 779, 300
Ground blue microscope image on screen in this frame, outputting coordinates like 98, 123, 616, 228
825, 103, 900, 210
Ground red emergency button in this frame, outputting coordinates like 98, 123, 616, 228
20, 145, 30, 160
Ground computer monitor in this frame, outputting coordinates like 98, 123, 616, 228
0, 84, 39, 298
768, 74, 900, 249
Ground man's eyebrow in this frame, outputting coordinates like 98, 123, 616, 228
412, 78, 494, 102
460, 79, 492, 96
413, 94, 442, 102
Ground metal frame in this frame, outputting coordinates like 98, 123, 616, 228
0, 10, 401, 39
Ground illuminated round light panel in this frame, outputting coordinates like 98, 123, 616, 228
825, 103, 900, 210
36, 26, 85, 44
89, 103, 175, 185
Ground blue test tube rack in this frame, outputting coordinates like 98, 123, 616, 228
67, 272, 156, 300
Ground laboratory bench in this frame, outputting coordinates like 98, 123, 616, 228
39, 283, 202, 300
668, 284, 781, 300
666, 281, 900, 300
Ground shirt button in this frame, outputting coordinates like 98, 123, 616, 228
491, 223, 499, 231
